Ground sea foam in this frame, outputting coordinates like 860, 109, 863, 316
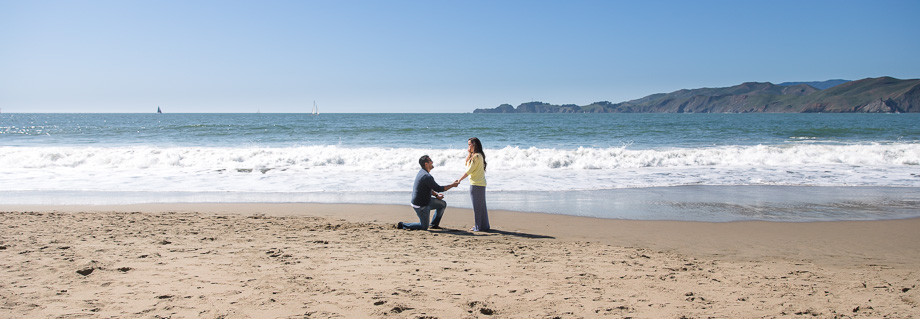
1, 143, 918, 196
2, 143, 918, 170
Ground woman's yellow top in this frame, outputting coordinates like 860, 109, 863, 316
465, 153, 487, 187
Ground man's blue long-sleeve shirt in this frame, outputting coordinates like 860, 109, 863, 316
411, 169, 445, 207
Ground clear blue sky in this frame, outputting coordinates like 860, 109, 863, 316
2, 0, 919, 113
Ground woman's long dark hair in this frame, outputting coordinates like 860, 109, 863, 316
467, 137, 487, 171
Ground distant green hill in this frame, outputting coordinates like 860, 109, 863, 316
474, 77, 920, 113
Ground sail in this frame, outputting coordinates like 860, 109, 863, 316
157, 107, 162, 114
312, 101, 318, 115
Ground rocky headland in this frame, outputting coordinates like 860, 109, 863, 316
474, 77, 920, 113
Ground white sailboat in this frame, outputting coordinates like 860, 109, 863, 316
311, 101, 319, 115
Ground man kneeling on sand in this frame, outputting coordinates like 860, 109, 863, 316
398, 155, 459, 230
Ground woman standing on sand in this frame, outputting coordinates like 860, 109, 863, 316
456, 137, 489, 231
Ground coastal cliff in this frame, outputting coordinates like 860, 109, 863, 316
474, 77, 920, 113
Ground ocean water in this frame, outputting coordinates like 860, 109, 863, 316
2, 113, 919, 221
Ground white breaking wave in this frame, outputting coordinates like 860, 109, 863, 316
2, 144, 918, 170
493, 144, 920, 169
0, 144, 918, 194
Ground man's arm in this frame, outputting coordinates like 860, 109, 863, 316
423, 175, 445, 192
424, 175, 458, 193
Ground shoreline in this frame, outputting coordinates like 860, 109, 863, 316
6, 185, 920, 222
3, 203, 919, 317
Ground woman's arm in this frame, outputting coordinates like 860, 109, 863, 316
458, 154, 482, 183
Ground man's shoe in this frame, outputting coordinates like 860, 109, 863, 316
429, 225, 441, 229
396, 222, 404, 229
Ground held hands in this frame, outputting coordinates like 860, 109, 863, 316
442, 180, 460, 192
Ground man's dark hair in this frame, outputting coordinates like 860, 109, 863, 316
419, 155, 431, 168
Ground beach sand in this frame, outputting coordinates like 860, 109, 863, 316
1, 203, 918, 318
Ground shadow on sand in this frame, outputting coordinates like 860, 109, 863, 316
433, 227, 555, 239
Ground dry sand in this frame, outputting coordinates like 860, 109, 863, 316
1, 203, 918, 318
